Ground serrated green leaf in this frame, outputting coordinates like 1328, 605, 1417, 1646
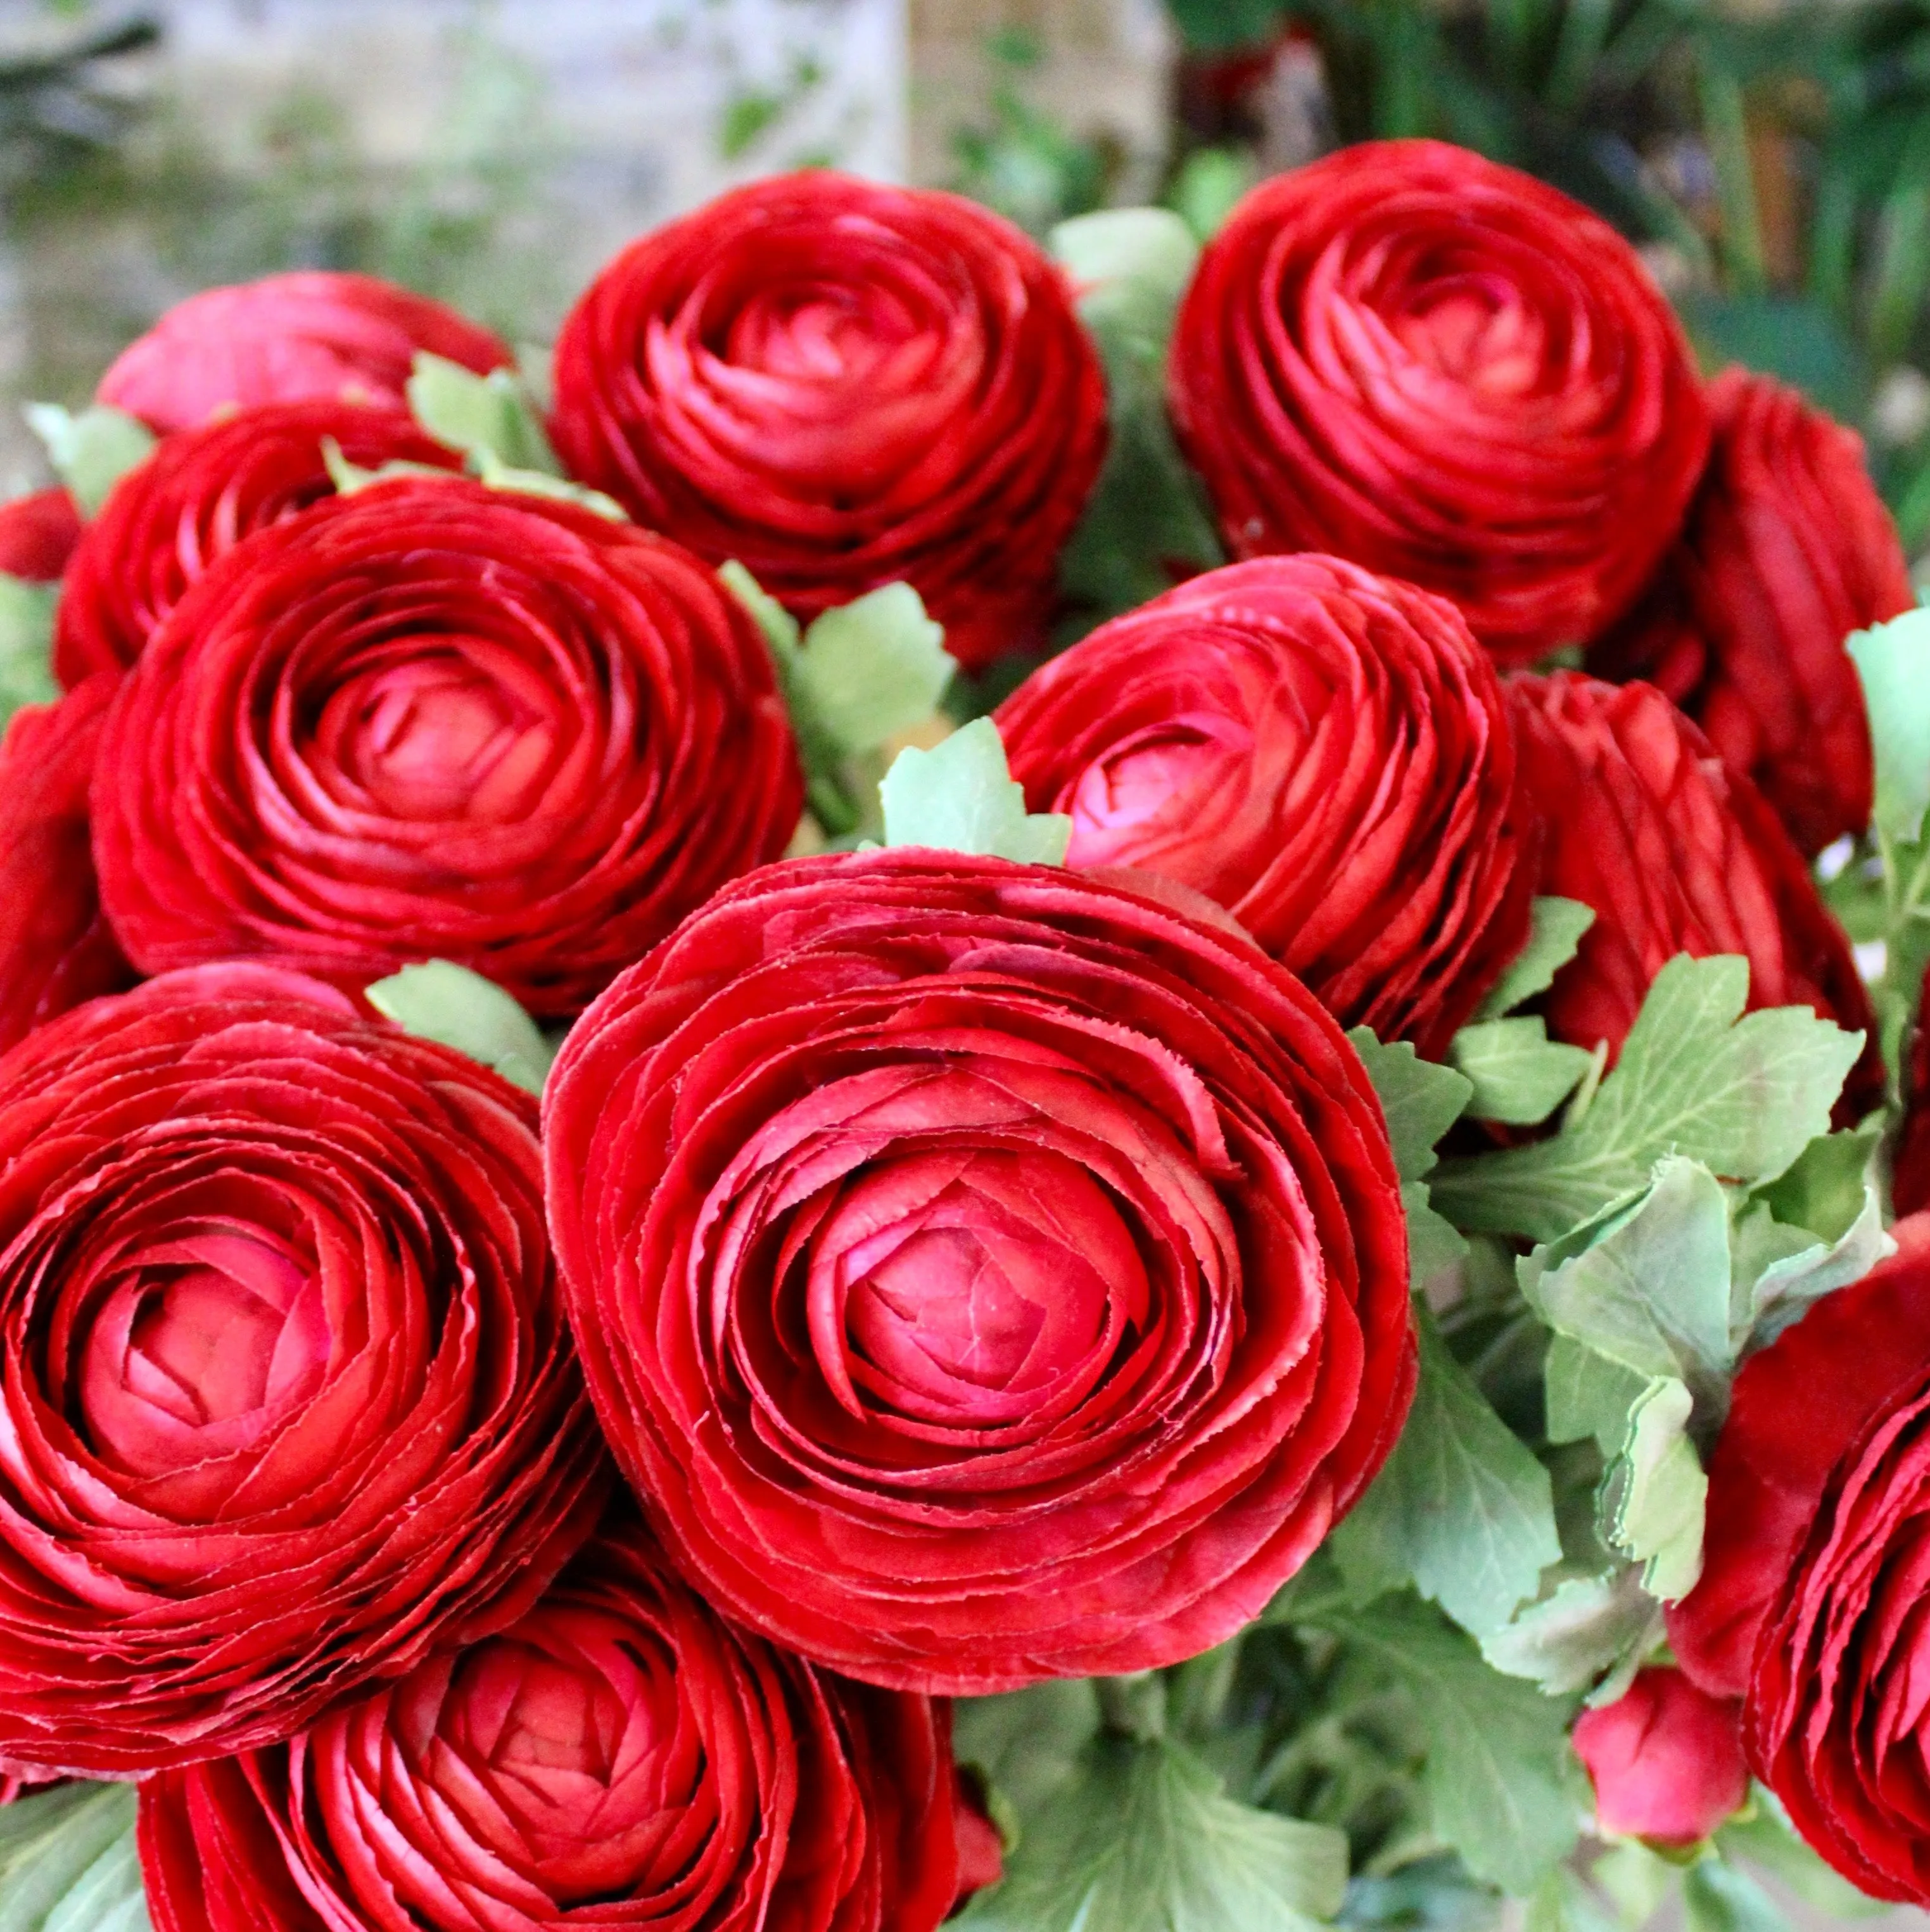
1450, 1017, 1596, 1126
407, 350, 559, 473
1477, 898, 1597, 1021
794, 585, 955, 754
718, 560, 803, 659
1347, 1029, 1471, 1280
1331, 1307, 1559, 1641
1849, 607, 1930, 844
1543, 1335, 1650, 1453
1482, 1568, 1663, 1698
1739, 1183, 1891, 1355
1603, 1377, 1706, 1603
880, 717, 1070, 863
0, 576, 58, 728
321, 438, 452, 497
1682, 1856, 1789, 1932
1051, 208, 1200, 346
467, 447, 625, 519
953, 1681, 1102, 1835
958, 1734, 1347, 1932
0, 1783, 148, 1932
1433, 956, 1863, 1245
23, 403, 154, 517
1751, 1124, 1881, 1248
365, 960, 554, 1095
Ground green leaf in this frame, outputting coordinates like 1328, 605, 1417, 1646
1737, 1178, 1891, 1354
467, 447, 626, 520
953, 1681, 1103, 1835
24, 404, 155, 519
1347, 1029, 1471, 1280
1849, 607, 1930, 844
1544, 1335, 1651, 1453
0, 1782, 148, 1932
1053, 208, 1198, 344
1602, 1376, 1706, 1603
958, 1734, 1347, 1932
1476, 898, 1597, 1020
321, 438, 454, 497
792, 585, 955, 755
0, 576, 59, 728
1682, 1856, 1789, 1932
1331, 1307, 1559, 1641
718, 560, 803, 659
1433, 956, 1863, 1244
1481, 1568, 1663, 1698
407, 350, 559, 474
880, 717, 1071, 864
1717, 1800, 1891, 1918
1525, 1865, 1624, 1932
365, 961, 554, 1095
1450, 1018, 1596, 1127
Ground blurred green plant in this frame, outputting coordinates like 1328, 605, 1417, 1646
0, 10, 157, 191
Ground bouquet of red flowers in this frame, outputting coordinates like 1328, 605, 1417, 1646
0, 143, 1926, 1932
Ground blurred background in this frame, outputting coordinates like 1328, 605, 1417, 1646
13, 0, 1930, 561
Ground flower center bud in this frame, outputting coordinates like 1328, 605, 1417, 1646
1394, 277, 1543, 398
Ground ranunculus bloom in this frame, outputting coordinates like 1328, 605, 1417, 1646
139, 1525, 982, 1932
549, 172, 1108, 673
0, 677, 136, 1052
996, 554, 1532, 1057
1169, 140, 1710, 665
92, 477, 801, 1017
1895, 977, 1930, 1218
54, 400, 464, 685
1670, 1216, 1930, 1902
1508, 673, 1880, 1110
1589, 370, 1913, 857
543, 851, 1413, 1693
0, 488, 81, 582
0, 966, 607, 1776
1571, 1667, 1748, 1849
97, 272, 511, 433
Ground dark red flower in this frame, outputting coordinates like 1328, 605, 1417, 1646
1508, 672, 1880, 1111
996, 554, 1533, 1057
1895, 974, 1930, 1217
0, 676, 136, 1053
54, 400, 464, 685
97, 272, 511, 433
0, 965, 607, 1776
1670, 1216, 1930, 1902
139, 1523, 982, 1932
1589, 371, 1912, 857
543, 850, 1413, 1693
549, 172, 1108, 673
1571, 1667, 1748, 1849
1169, 140, 1710, 665
0, 488, 81, 582
91, 477, 801, 1018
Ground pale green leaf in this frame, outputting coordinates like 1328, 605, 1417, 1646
1525, 1866, 1624, 1932
23, 403, 154, 517
1477, 898, 1597, 1021
1543, 1335, 1650, 1453
468, 447, 625, 519
1740, 1181, 1891, 1354
1849, 607, 1930, 843
365, 960, 554, 1095
953, 1681, 1102, 1833
880, 717, 1070, 863
1449, 1017, 1596, 1126
0, 575, 58, 728
1603, 1377, 1706, 1603
321, 438, 452, 496
0, 1782, 148, 1932
958, 1735, 1347, 1932
1482, 1567, 1663, 1699
1682, 1857, 1789, 1932
407, 350, 559, 473
1051, 208, 1200, 347
1433, 956, 1863, 1244
1590, 1843, 1684, 1929
1331, 1307, 1559, 1640
794, 584, 955, 754
718, 559, 802, 659
1347, 1029, 1471, 1278
1717, 1800, 1892, 1918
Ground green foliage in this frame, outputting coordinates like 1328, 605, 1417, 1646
879, 718, 1071, 865
407, 351, 558, 474
365, 960, 554, 1096
23, 402, 153, 516
1450, 1020, 1597, 1128
0, 1781, 148, 1932
1347, 1029, 1471, 1280
949, 34, 1114, 238
1475, 900, 1597, 1023
0, 575, 58, 728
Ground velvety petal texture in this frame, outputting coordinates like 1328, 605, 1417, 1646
0, 488, 82, 582
1169, 141, 1710, 664
1589, 370, 1912, 857
549, 172, 1108, 673
1895, 975, 1930, 1219
543, 851, 1413, 1694
0, 966, 607, 1776
91, 477, 803, 1017
1508, 672, 1879, 1110
1669, 1217, 1930, 1903
0, 676, 136, 1053
1571, 1668, 1748, 1850
97, 272, 512, 433
996, 554, 1533, 1057
55, 400, 465, 685
139, 1524, 980, 1932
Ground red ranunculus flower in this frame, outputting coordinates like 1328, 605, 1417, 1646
549, 172, 1108, 673
139, 1522, 984, 1932
543, 850, 1413, 1693
1895, 974, 1930, 1217
0, 488, 81, 582
1571, 1667, 1749, 1850
996, 554, 1533, 1057
0, 676, 136, 1052
1589, 370, 1913, 858
97, 272, 512, 433
92, 477, 801, 1018
54, 400, 465, 685
0, 965, 607, 1776
1508, 672, 1880, 1110
1169, 140, 1710, 665
1670, 1216, 1930, 1902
